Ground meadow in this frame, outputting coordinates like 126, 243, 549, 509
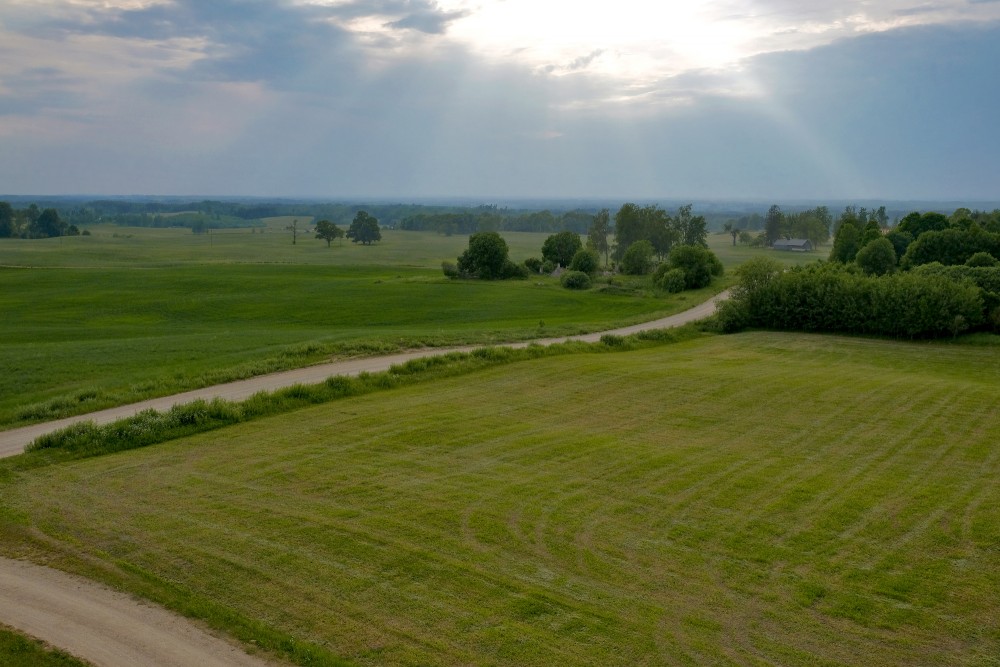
2, 332, 997, 666
0, 223, 801, 427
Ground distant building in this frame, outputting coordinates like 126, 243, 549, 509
773, 238, 813, 252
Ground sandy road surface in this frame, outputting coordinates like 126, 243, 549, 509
0, 291, 727, 460
0, 292, 726, 666
0, 558, 275, 666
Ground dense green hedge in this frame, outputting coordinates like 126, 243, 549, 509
717, 261, 983, 338
901, 226, 1000, 268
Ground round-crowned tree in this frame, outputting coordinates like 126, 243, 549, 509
541, 231, 583, 268
456, 231, 511, 279
855, 237, 897, 275
569, 248, 600, 275
620, 240, 655, 275
667, 244, 723, 289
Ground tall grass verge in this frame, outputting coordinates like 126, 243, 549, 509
23, 326, 704, 465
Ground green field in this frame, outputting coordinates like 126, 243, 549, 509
0, 226, 809, 427
3, 332, 997, 666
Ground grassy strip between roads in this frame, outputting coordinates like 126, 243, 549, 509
19, 327, 703, 469
2, 330, 999, 666
0, 625, 90, 667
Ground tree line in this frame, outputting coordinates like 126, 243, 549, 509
718, 205, 1000, 339
0, 203, 81, 238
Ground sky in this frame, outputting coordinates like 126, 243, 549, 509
1, 0, 999, 201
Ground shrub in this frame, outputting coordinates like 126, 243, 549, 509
654, 267, 686, 293
441, 261, 460, 278
620, 240, 654, 275
666, 245, 724, 289
966, 252, 998, 267
500, 259, 529, 280
569, 248, 600, 274
524, 257, 543, 273
560, 270, 592, 290
541, 259, 556, 274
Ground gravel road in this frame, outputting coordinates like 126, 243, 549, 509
0, 291, 725, 666
0, 291, 726, 460
0, 558, 275, 666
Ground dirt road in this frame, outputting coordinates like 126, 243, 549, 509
0, 291, 727, 460
0, 292, 726, 666
0, 558, 275, 666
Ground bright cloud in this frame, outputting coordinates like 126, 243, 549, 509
1, 1, 999, 199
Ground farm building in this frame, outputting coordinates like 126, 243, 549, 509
773, 238, 813, 252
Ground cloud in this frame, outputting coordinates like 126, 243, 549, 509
1, 1, 999, 200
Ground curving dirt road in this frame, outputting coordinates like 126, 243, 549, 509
0, 292, 725, 667
0, 291, 727, 460
0, 558, 275, 666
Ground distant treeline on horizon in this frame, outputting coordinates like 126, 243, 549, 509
1, 196, 998, 238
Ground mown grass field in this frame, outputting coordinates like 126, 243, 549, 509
0, 225, 809, 427
2, 332, 997, 666
0, 626, 89, 667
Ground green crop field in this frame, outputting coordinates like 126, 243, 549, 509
2, 332, 997, 666
0, 226, 811, 427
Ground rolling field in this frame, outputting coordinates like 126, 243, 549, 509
2, 332, 997, 666
0, 227, 804, 428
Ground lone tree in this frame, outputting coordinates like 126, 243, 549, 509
347, 211, 382, 245
541, 230, 582, 268
286, 219, 299, 245
314, 220, 344, 247
456, 231, 522, 279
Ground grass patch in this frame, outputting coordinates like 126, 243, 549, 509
0, 625, 90, 667
2, 332, 999, 666
21, 327, 703, 466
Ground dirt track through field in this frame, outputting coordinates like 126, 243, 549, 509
0, 558, 275, 666
0, 292, 725, 667
0, 291, 727, 460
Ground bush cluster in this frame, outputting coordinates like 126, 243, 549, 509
452, 231, 527, 279
902, 226, 1000, 268
717, 261, 983, 338
560, 270, 592, 290
620, 240, 654, 275
569, 248, 600, 275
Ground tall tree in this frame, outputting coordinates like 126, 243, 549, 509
675, 204, 707, 248
541, 230, 582, 267
0, 202, 13, 238
830, 221, 861, 263
764, 205, 783, 246
613, 203, 644, 261
724, 222, 738, 246
587, 208, 611, 266
347, 211, 382, 245
314, 220, 344, 247
31, 208, 65, 238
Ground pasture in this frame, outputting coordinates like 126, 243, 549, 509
2, 332, 997, 666
0, 225, 807, 427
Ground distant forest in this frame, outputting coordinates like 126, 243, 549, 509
1, 196, 996, 239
